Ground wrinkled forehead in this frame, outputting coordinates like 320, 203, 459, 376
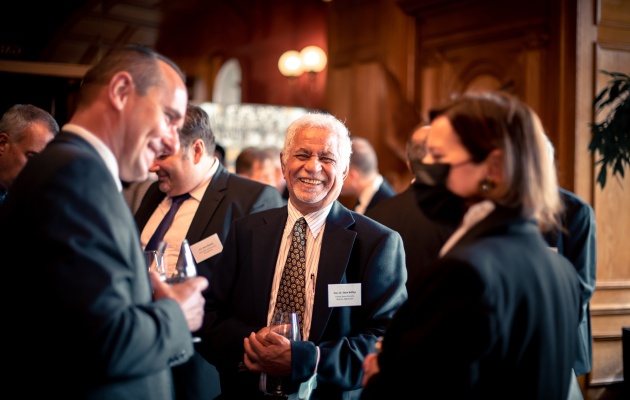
293, 127, 340, 154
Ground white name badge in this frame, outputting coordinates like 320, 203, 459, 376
191, 233, 223, 263
328, 283, 361, 307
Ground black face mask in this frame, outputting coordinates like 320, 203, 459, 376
411, 162, 466, 227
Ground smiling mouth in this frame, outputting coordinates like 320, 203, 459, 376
299, 178, 322, 185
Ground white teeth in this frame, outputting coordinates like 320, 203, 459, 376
301, 178, 321, 184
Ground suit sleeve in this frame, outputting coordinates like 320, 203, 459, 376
292, 227, 408, 391
562, 199, 597, 307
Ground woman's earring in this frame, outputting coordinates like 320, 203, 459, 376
479, 177, 496, 195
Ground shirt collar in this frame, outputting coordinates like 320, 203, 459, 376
62, 124, 122, 192
286, 200, 332, 239
357, 174, 384, 208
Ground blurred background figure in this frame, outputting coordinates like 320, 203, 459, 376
341, 136, 395, 214
361, 91, 581, 400
366, 124, 458, 287
135, 104, 284, 400
263, 146, 289, 202
122, 173, 158, 213
544, 135, 597, 397
235, 146, 279, 188
0, 103, 59, 204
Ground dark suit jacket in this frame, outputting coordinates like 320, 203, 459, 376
135, 163, 285, 400
200, 201, 408, 400
543, 187, 597, 376
366, 186, 457, 286
0, 132, 194, 399
361, 205, 581, 400
363, 178, 396, 213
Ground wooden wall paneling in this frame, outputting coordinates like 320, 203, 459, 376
590, 280, 630, 386
326, 0, 417, 195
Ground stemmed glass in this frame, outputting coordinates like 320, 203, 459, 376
144, 249, 166, 282
166, 239, 202, 343
267, 310, 301, 397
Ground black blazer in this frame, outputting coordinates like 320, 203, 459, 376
366, 186, 457, 286
134, 162, 285, 400
0, 132, 194, 399
361, 205, 581, 400
200, 201, 408, 400
543, 187, 597, 376
135, 162, 285, 284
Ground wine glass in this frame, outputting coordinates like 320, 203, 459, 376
266, 310, 301, 397
144, 250, 166, 282
166, 239, 202, 343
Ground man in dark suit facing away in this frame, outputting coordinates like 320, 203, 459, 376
340, 136, 396, 214
366, 125, 458, 287
135, 104, 285, 400
543, 137, 597, 399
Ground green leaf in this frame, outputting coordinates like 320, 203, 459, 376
589, 70, 630, 189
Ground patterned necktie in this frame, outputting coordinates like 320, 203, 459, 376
274, 217, 307, 328
145, 193, 190, 251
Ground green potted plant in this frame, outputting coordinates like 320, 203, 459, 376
588, 70, 629, 189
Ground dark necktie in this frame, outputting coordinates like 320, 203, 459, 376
274, 217, 307, 328
145, 193, 190, 251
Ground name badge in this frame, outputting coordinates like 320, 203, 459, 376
191, 233, 223, 263
328, 283, 361, 307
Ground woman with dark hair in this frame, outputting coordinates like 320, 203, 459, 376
361, 91, 580, 400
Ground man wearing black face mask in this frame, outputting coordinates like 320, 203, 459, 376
366, 125, 458, 287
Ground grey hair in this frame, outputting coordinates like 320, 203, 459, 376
281, 112, 352, 170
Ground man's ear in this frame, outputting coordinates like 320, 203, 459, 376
0, 132, 9, 153
192, 139, 205, 163
109, 71, 134, 110
342, 165, 350, 181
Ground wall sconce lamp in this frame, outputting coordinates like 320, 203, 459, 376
278, 45, 327, 78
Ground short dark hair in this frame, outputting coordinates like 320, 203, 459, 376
180, 104, 216, 156
235, 147, 263, 175
79, 44, 186, 105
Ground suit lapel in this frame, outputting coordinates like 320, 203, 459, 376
134, 181, 165, 230
309, 201, 357, 343
186, 164, 229, 242
251, 208, 287, 321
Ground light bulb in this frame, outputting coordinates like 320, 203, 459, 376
278, 50, 304, 77
299, 46, 327, 73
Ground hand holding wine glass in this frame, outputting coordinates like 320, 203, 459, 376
149, 269, 208, 332
164, 239, 204, 342
265, 310, 301, 397
150, 239, 206, 335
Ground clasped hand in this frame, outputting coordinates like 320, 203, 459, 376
361, 353, 380, 387
243, 326, 292, 376
149, 270, 208, 331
